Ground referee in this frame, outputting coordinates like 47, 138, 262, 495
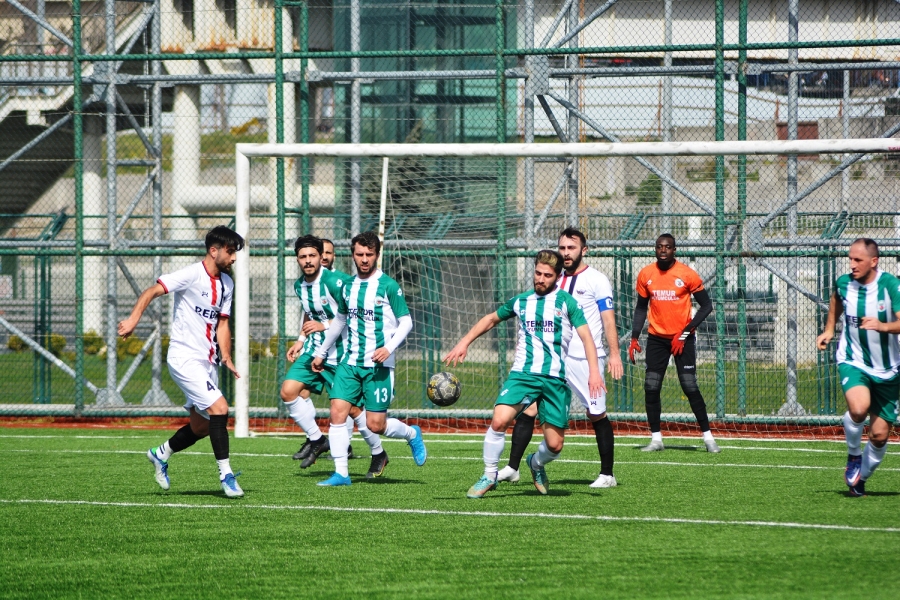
629, 234, 720, 453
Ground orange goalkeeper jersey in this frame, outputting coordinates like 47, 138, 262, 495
635, 260, 704, 339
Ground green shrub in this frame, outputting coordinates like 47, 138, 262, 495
7, 335, 26, 352
161, 335, 170, 356
636, 174, 663, 207
83, 330, 103, 355
49, 334, 66, 357
268, 335, 281, 357
249, 339, 265, 362
124, 337, 145, 356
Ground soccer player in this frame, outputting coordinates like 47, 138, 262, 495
311, 231, 426, 486
628, 234, 720, 453
816, 238, 900, 497
496, 228, 624, 488
321, 238, 336, 271
445, 249, 603, 499
118, 226, 246, 498
281, 236, 385, 476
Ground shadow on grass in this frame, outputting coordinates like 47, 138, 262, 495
631, 444, 703, 452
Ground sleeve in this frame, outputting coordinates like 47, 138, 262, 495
220, 277, 234, 318
635, 267, 649, 299
567, 296, 588, 329
687, 267, 705, 293
323, 272, 349, 315
888, 275, 900, 311
495, 297, 518, 321
157, 263, 196, 294
387, 279, 410, 318
384, 315, 413, 353
314, 313, 347, 359
595, 273, 614, 313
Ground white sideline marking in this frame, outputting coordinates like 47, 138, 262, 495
2, 447, 899, 472
2, 498, 898, 534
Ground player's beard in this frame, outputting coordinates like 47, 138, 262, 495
565, 253, 583, 273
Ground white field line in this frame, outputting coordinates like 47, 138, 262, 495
1, 497, 898, 535
2, 447, 899, 472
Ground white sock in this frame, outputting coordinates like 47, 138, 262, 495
384, 418, 414, 441
702, 430, 714, 442
216, 458, 233, 480
345, 415, 355, 444
286, 397, 322, 440
355, 411, 383, 455
156, 441, 173, 461
483, 427, 506, 480
860, 441, 887, 481
533, 440, 560, 468
328, 423, 350, 477
651, 432, 663, 443
843, 411, 864, 456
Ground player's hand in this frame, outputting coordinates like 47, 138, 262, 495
860, 316, 883, 332
816, 331, 834, 350
117, 318, 137, 339
221, 357, 240, 379
588, 370, 605, 398
301, 320, 326, 336
443, 343, 469, 366
286, 340, 305, 362
310, 357, 325, 372
372, 347, 391, 364
607, 354, 624, 380
671, 329, 693, 356
628, 338, 642, 364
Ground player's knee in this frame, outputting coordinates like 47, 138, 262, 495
678, 373, 700, 395
546, 439, 564, 454
644, 371, 663, 394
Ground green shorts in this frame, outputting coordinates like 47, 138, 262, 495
330, 363, 395, 412
838, 363, 900, 423
496, 371, 571, 429
284, 352, 336, 396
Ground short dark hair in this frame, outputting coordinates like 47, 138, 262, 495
535, 249, 564, 275
321, 238, 335, 248
559, 227, 587, 248
656, 233, 676, 246
852, 237, 880, 258
294, 235, 323, 256
351, 231, 381, 256
206, 226, 244, 252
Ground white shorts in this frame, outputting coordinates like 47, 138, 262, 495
167, 355, 223, 419
567, 356, 607, 416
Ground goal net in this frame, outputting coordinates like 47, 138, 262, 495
233, 139, 900, 439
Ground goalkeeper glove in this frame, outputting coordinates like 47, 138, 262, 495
671, 329, 693, 356
628, 338, 642, 364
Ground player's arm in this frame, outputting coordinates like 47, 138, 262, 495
287, 314, 306, 363
373, 314, 413, 364
576, 323, 605, 397
117, 282, 166, 338
860, 312, 900, 333
310, 312, 347, 372
672, 288, 713, 356
444, 312, 503, 366
816, 291, 842, 350
600, 310, 623, 380
628, 293, 649, 363
217, 316, 240, 378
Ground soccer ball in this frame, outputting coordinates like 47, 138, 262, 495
427, 372, 461, 407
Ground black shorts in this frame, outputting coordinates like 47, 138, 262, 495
645, 333, 697, 378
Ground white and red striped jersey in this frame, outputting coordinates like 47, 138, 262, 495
158, 261, 233, 364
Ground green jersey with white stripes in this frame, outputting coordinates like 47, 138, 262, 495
294, 267, 352, 365
496, 287, 587, 379
835, 269, 900, 379
337, 269, 410, 368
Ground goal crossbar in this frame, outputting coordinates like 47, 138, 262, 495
232, 138, 900, 437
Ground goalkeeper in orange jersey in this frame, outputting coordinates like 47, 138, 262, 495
628, 234, 720, 453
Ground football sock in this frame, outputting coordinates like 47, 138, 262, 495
843, 411, 864, 456
216, 459, 233, 480
860, 441, 887, 480
592, 416, 615, 476
702, 430, 715, 442
507, 412, 535, 471
651, 431, 663, 443
532, 440, 559, 468
162, 424, 201, 458
328, 422, 350, 477
355, 411, 383, 454
384, 418, 414, 441
285, 397, 322, 441
208, 414, 230, 462
645, 392, 662, 433
345, 415, 355, 445
483, 427, 506, 480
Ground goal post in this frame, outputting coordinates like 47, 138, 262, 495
233, 139, 900, 438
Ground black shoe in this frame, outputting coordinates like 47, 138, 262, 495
366, 450, 389, 479
300, 437, 330, 469
292, 438, 313, 460
347, 444, 355, 459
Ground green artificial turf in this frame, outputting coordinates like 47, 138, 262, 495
1, 428, 897, 599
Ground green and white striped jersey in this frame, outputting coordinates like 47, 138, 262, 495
337, 269, 410, 368
294, 267, 351, 365
496, 287, 587, 379
835, 269, 900, 379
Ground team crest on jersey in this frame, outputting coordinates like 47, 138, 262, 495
878, 301, 886, 312
674, 278, 685, 288
375, 297, 384, 306
554, 308, 563, 317
576, 289, 585, 295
